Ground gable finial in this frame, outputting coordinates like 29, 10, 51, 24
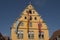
29, 1, 32, 5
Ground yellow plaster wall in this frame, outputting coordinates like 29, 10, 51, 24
11, 4, 49, 40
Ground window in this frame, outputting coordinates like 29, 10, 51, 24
35, 17, 37, 20
26, 10, 29, 13
17, 31, 23, 39
58, 35, 60, 38
28, 31, 34, 39
55, 38, 57, 40
57, 35, 60, 40
26, 10, 32, 14
38, 32, 44, 39
33, 11, 35, 14
29, 10, 32, 14
20, 21, 24, 26
30, 16, 32, 20
29, 5, 31, 7
25, 16, 27, 19
29, 22, 32, 27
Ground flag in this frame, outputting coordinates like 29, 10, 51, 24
38, 21, 42, 33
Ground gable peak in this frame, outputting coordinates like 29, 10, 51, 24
26, 3, 34, 10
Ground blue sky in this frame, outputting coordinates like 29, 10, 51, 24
0, 0, 60, 38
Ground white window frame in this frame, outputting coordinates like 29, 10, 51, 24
17, 31, 23, 39
28, 31, 34, 39
38, 32, 44, 39
29, 22, 32, 27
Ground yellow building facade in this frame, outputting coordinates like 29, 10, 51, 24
11, 4, 49, 40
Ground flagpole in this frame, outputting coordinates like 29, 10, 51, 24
27, 12, 30, 33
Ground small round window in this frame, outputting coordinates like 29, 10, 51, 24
25, 16, 27, 19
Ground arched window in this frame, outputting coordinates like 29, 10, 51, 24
29, 10, 32, 14
35, 17, 37, 20
30, 16, 32, 20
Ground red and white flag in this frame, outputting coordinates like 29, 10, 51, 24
38, 21, 42, 33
